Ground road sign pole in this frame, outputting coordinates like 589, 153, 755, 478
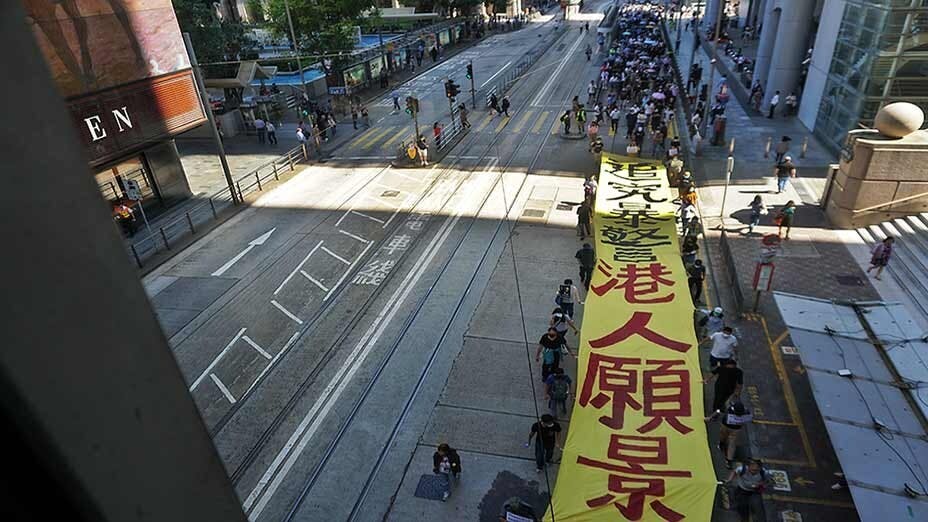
470, 61, 477, 109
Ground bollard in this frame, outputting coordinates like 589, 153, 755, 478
185, 212, 195, 234
800, 136, 809, 158
255, 171, 262, 191
764, 136, 772, 158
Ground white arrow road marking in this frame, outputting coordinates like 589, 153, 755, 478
211, 228, 277, 276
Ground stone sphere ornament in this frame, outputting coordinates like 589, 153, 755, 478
874, 102, 925, 138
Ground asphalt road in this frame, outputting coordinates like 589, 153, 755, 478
143, 5, 612, 520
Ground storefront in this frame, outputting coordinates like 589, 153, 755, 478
343, 63, 368, 91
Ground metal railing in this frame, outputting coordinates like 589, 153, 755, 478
126, 144, 309, 269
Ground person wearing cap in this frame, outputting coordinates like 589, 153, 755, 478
774, 156, 796, 194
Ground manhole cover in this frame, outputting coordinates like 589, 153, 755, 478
380, 190, 400, 198
556, 203, 573, 211
522, 209, 546, 218
835, 275, 865, 286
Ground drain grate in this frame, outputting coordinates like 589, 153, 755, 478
835, 275, 865, 286
556, 203, 573, 211
380, 190, 400, 198
522, 209, 546, 218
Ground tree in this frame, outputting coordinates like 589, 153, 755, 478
265, 0, 376, 61
172, 0, 252, 64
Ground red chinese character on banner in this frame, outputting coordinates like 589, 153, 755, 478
578, 435, 691, 521
639, 360, 693, 435
579, 354, 642, 429
592, 261, 675, 303
589, 312, 691, 353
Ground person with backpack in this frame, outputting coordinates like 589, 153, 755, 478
536, 327, 570, 380
715, 401, 752, 468
575, 243, 595, 289
560, 110, 572, 135
544, 367, 573, 418
549, 307, 579, 343
726, 459, 771, 521
432, 443, 462, 501
555, 279, 582, 317
527, 414, 562, 473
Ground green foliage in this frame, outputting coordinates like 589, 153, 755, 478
246, 0, 266, 22
173, 0, 253, 63
265, 0, 376, 58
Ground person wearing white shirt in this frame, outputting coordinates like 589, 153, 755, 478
266, 121, 277, 144
768, 91, 780, 119
703, 326, 738, 368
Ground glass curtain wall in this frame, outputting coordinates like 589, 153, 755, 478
815, 0, 928, 151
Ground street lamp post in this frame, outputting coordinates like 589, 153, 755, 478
283, 0, 308, 102
700, 0, 724, 138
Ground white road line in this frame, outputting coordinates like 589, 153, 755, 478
244, 197, 467, 517
210, 374, 237, 404
323, 241, 374, 302
479, 60, 512, 88
270, 299, 304, 325
532, 33, 585, 106
339, 229, 370, 244
350, 210, 386, 224
190, 327, 246, 391
393, 171, 420, 182
321, 246, 352, 265
381, 194, 411, 229
300, 270, 329, 292
274, 241, 323, 295
367, 194, 400, 208
334, 210, 351, 227
242, 335, 273, 360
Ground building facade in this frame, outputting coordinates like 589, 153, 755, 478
25, 0, 206, 211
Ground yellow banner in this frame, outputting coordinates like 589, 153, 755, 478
546, 154, 715, 521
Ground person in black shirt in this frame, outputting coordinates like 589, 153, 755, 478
535, 328, 568, 380
688, 259, 706, 304
704, 359, 744, 419
718, 401, 751, 468
432, 443, 462, 500
575, 243, 595, 289
576, 201, 592, 239
528, 414, 562, 472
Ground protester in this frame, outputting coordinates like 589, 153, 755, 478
545, 367, 573, 419
774, 156, 796, 193
703, 326, 738, 369
703, 359, 743, 420
727, 459, 771, 521
555, 278, 582, 317
688, 259, 706, 304
527, 414, 562, 473
575, 243, 595, 289
716, 401, 752, 468
536, 327, 569, 380
576, 200, 592, 239
549, 307, 579, 343
866, 236, 895, 280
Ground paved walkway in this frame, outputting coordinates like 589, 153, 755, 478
669, 15, 868, 522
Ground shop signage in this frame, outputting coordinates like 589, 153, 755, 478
69, 70, 206, 167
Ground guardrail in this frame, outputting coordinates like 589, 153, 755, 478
127, 144, 309, 269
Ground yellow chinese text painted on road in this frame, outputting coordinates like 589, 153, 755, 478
547, 153, 715, 522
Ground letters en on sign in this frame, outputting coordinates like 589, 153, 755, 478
546, 154, 716, 522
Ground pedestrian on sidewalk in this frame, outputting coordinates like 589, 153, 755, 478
704, 359, 743, 420
575, 104, 587, 133
361, 106, 370, 128
501, 96, 511, 117
266, 121, 277, 144
867, 236, 895, 280
351, 106, 359, 129
699, 306, 726, 337
746, 195, 767, 234
716, 401, 752, 468
392, 89, 401, 112
576, 200, 592, 239
587, 120, 600, 146
327, 114, 337, 138
555, 279, 582, 317
416, 134, 429, 166
587, 80, 596, 102
527, 414, 562, 473
550, 307, 579, 343
575, 243, 595, 289
458, 104, 471, 128
490, 93, 501, 115
767, 90, 780, 118
545, 368, 572, 419
775, 200, 796, 240
774, 156, 796, 194
113, 202, 136, 237
785, 92, 798, 116
703, 326, 738, 369
560, 110, 572, 134
432, 443, 461, 501
536, 328, 569, 381
774, 136, 791, 163
609, 106, 621, 134
433, 122, 444, 149
688, 259, 706, 304
727, 459, 771, 522
681, 233, 699, 267
583, 174, 597, 203
254, 117, 267, 143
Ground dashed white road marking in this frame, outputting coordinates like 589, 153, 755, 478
210, 374, 236, 404
300, 270, 329, 292
321, 246, 352, 265
324, 241, 374, 302
270, 299, 304, 325
242, 335, 273, 360
190, 327, 246, 391
351, 210, 386, 224
339, 230, 370, 244
274, 240, 323, 295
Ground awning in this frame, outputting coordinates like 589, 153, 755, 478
204, 61, 278, 89
773, 292, 928, 521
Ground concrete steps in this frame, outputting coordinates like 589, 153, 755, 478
857, 213, 928, 320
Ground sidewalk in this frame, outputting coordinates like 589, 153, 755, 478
669, 15, 867, 522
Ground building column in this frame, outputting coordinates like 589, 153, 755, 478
763, 0, 816, 108
751, 2, 780, 91
704, 0, 721, 29
799, 0, 845, 129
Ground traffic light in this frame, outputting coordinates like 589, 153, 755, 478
405, 96, 419, 116
466, 63, 473, 80
445, 79, 461, 99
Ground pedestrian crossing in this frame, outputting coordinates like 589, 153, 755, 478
345, 110, 637, 153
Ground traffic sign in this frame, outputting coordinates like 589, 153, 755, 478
125, 179, 142, 201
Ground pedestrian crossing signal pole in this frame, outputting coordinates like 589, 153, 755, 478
406, 96, 420, 141
467, 62, 476, 109
445, 79, 461, 128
